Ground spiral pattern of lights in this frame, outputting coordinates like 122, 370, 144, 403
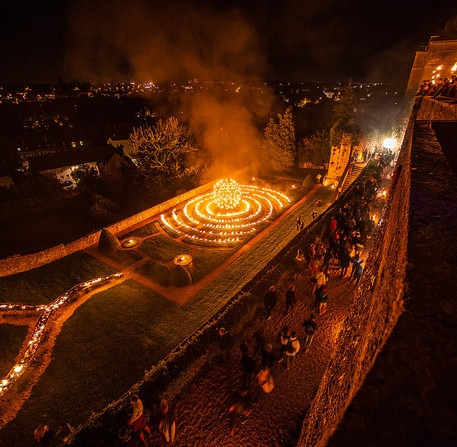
160, 179, 290, 245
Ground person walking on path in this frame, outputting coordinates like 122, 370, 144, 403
240, 343, 257, 390
285, 284, 296, 314
312, 209, 317, 221
311, 269, 327, 295
302, 314, 317, 353
260, 342, 275, 369
253, 329, 267, 356
264, 286, 277, 320
323, 246, 332, 277
349, 254, 360, 277
158, 398, 176, 444
339, 250, 351, 278
257, 367, 275, 393
309, 256, 320, 276
277, 326, 290, 363
229, 392, 252, 435
350, 257, 364, 286
128, 395, 151, 444
284, 331, 300, 369
217, 328, 234, 363
329, 216, 338, 235
315, 285, 329, 314
294, 249, 306, 280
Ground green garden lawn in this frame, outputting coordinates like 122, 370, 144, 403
0, 253, 115, 305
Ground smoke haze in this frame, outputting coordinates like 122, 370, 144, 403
65, 0, 272, 175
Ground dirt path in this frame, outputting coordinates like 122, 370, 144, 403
145, 265, 361, 447
143, 200, 383, 447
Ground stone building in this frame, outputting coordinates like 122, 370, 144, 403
324, 133, 353, 186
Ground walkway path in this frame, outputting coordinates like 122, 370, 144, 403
145, 264, 365, 447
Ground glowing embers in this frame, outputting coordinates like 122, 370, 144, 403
213, 178, 242, 210
160, 179, 291, 245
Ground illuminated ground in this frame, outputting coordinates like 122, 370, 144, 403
0, 179, 334, 446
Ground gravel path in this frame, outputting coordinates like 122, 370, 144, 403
145, 263, 361, 447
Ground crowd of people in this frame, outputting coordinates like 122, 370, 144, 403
219, 161, 389, 436
417, 75, 457, 101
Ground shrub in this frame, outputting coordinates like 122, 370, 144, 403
98, 228, 120, 254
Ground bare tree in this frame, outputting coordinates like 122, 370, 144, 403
130, 117, 198, 180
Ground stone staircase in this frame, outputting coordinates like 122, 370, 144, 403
340, 162, 364, 193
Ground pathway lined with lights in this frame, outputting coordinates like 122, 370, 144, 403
144, 245, 378, 447
144, 183, 391, 447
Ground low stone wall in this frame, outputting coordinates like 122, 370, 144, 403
295, 102, 417, 446
0, 167, 252, 277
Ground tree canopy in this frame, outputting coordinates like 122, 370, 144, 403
330, 82, 358, 148
261, 107, 296, 172
298, 130, 330, 166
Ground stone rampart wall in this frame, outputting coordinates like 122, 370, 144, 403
296, 101, 419, 446
0, 167, 252, 277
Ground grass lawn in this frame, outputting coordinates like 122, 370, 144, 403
136, 260, 170, 287
0, 280, 214, 446
0, 324, 29, 378
191, 248, 236, 283
121, 221, 159, 239
0, 253, 116, 305
139, 234, 192, 262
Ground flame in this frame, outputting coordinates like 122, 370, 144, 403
213, 178, 242, 210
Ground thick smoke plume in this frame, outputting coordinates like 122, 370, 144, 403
65, 0, 272, 177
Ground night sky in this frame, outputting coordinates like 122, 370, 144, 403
2, 0, 457, 84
